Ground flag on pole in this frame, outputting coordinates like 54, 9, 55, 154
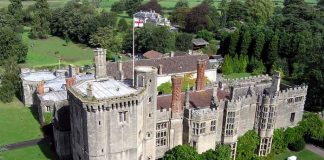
133, 18, 144, 28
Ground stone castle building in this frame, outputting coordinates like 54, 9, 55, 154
33, 48, 307, 160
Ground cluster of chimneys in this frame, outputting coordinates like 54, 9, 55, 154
170, 59, 207, 118
37, 75, 75, 96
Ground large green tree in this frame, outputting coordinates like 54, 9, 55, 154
271, 129, 287, 154
201, 145, 231, 160
175, 32, 193, 51
89, 27, 121, 54
245, 0, 274, 24
31, 0, 51, 39
0, 27, 27, 63
162, 145, 202, 160
0, 56, 20, 103
236, 130, 260, 160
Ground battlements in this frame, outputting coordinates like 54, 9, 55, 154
279, 85, 308, 95
223, 74, 271, 87
191, 107, 217, 120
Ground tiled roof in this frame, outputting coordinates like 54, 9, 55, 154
143, 50, 163, 59
157, 88, 229, 110
106, 55, 210, 79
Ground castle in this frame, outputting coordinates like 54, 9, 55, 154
32, 48, 307, 160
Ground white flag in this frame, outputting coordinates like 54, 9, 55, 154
133, 18, 144, 28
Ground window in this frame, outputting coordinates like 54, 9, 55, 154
119, 111, 128, 123
149, 97, 152, 102
193, 141, 197, 149
295, 96, 303, 102
46, 106, 50, 111
200, 122, 206, 134
225, 112, 235, 136
210, 120, 216, 131
290, 113, 295, 123
156, 122, 168, 147
99, 121, 101, 125
287, 98, 294, 104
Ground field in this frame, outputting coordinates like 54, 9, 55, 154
0, 0, 68, 9
22, 28, 94, 68
274, 149, 324, 160
0, 144, 58, 160
224, 72, 252, 79
0, 98, 42, 146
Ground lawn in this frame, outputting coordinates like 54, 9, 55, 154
0, 144, 58, 160
0, 98, 42, 146
0, 0, 68, 9
224, 72, 252, 79
275, 149, 324, 160
22, 29, 94, 68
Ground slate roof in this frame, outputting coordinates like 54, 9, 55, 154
143, 50, 163, 59
192, 38, 209, 46
106, 55, 211, 79
21, 71, 56, 82
157, 88, 230, 110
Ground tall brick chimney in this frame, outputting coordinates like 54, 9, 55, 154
158, 64, 163, 75
65, 77, 75, 88
171, 75, 183, 117
37, 81, 44, 95
196, 59, 206, 91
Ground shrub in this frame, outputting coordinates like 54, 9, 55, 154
288, 139, 305, 152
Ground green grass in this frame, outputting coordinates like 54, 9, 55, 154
275, 149, 324, 160
22, 29, 94, 67
0, 144, 58, 160
224, 73, 252, 79
0, 0, 69, 9
0, 98, 42, 146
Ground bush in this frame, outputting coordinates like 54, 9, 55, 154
288, 139, 305, 151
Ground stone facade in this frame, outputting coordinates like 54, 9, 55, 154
48, 48, 307, 160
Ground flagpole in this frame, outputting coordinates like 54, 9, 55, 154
132, 16, 135, 87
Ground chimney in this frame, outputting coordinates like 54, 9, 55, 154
184, 83, 190, 109
37, 81, 44, 95
86, 83, 93, 98
116, 60, 124, 80
94, 48, 107, 79
196, 59, 207, 91
68, 64, 76, 77
171, 75, 183, 118
65, 77, 75, 88
170, 51, 174, 57
271, 71, 281, 93
158, 64, 163, 75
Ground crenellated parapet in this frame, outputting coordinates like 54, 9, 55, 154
191, 108, 218, 120
223, 74, 272, 87
279, 85, 308, 97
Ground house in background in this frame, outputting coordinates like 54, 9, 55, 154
134, 10, 171, 27
192, 38, 209, 50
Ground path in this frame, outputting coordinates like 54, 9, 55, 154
1, 138, 47, 151
306, 144, 324, 157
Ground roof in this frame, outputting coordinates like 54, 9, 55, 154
143, 50, 163, 59
42, 90, 67, 102
72, 78, 136, 100
192, 38, 209, 46
157, 88, 229, 110
44, 78, 66, 91
106, 55, 211, 79
21, 71, 56, 82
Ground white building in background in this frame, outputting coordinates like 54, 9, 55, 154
134, 10, 171, 27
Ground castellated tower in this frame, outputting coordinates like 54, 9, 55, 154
68, 64, 158, 160
94, 48, 107, 79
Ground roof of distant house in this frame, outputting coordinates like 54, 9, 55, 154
143, 50, 163, 59
192, 38, 209, 46
157, 88, 230, 110
106, 55, 212, 79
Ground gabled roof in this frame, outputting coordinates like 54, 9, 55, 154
143, 50, 163, 59
192, 38, 209, 46
106, 55, 211, 79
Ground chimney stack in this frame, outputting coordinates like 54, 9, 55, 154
196, 59, 207, 91
87, 83, 93, 98
116, 60, 124, 80
158, 64, 163, 75
37, 81, 44, 95
271, 71, 281, 93
171, 75, 183, 118
65, 77, 75, 88
94, 48, 107, 79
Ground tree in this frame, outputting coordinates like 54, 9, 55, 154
118, 18, 129, 32
0, 56, 20, 103
197, 29, 214, 42
96, 11, 117, 28
89, 27, 121, 54
239, 27, 251, 56
227, 1, 248, 23
175, 0, 188, 9
0, 27, 27, 63
185, 3, 209, 32
8, 0, 23, 32
222, 54, 233, 75
138, 0, 162, 14
162, 145, 202, 160
245, 0, 274, 24
30, 0, 51, 39
157, 82, 172, 94
236, 130, 260, 160
237, 54, 248, 73
288, 139, 305, 151
201, 145, 231, 160
271, 129, 287, 154
228, 30, 239, 56
266, 33, 279, 72
252, 29, 265, 59
298, 112, 324, 140
175, 33, 193, 51
111, 0, 125, 13
284, 127, 303, 144
170, 7, 190, 28
125, 0, 142, 16
248, 56, 265, 75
